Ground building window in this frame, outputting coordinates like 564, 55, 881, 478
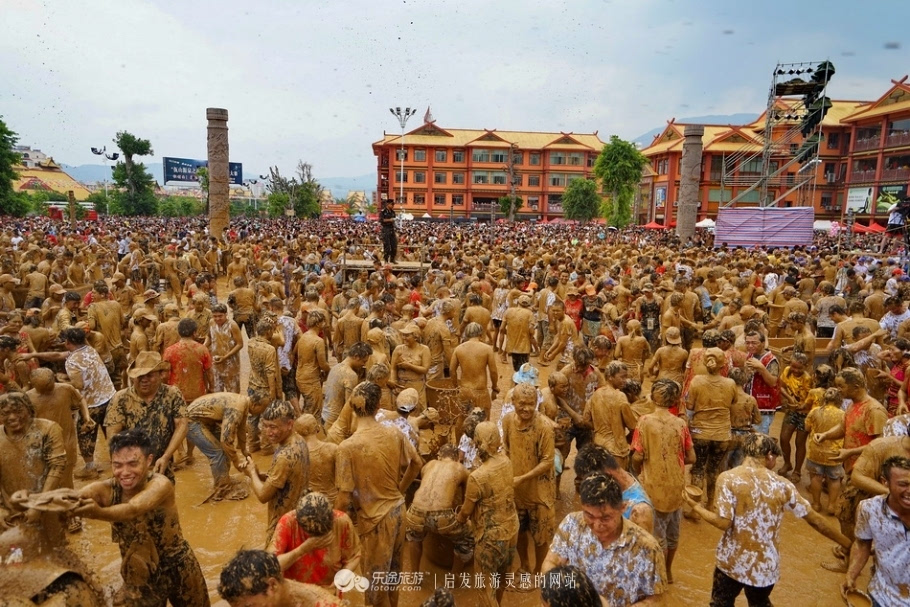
472, 149, 491, 162
826, 132, 840, 149
656, 159, 669, 174
490, 150, 506, 163
549, 174, 565, 187
414, 149, 426, 162
453, 173, 465, 184
568, 152, 584, 166
789, 143, 799, 155
548, 194, 563, 212
396, 149, 408, 161
453, 149, 465, 163
435, 149, 447, 162
821, 192, 833, 209
434, 194, 446, 206
529, 152, 541, 166
527, 196, 539, 210
511, 174, 522, 186
414, 194, 425, 205
492, 172, 507, 185
473, 171, 488, 184
414, 171, 426, 183
587, 154, 597, 167
512, 152, 523, 165
739, 158, 761, 175
400, 172, 408, 183
434, 172, 446, 184
452, 194, 464, 206
567, 174, 583, 183
550, 152, 566, 165
528, 175, 541, 187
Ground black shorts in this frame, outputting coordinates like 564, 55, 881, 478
511, 352, 529, 371
493, 319, 502, 328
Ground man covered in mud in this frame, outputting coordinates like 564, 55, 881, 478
244, 399, 310, 546
502, 381, 556, 575
75, 429, 210, 607
104, 351, 187, 482
405, 444, 473, 575
454, 420, 519, 607
0, 391, 66, 526
335, 380, 422, 607
186, 392, 250, 498
449, 321, 499, 418
219, 549, 344, 606
269, 491, 361, 593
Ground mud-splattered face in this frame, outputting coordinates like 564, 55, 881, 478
0, 404, 31, 435
135, 370, 164, 399
885, 467, 910, 512
111, 446, 153, 491
213, 311, 227, 326
261, 418, 293, 446
514, 389, 536, 422
581, 502, 624, 545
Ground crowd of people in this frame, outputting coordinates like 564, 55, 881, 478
0, 213, 909, 607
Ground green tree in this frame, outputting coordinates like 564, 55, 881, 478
561, 178, 602, 223
111, 131, 157, 215
264, 162, 323, 218
86, 190, 112, 215
593, 135, 648, 227
0, 117, 23, 216
497, 195, 523, 217
266, 192, 290, 218
196, 167, 210, 213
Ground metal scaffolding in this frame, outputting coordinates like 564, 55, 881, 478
721, 60, 834, 208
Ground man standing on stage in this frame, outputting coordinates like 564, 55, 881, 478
380, 199, 397, 264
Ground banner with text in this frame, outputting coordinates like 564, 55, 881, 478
163, 157, 243, 186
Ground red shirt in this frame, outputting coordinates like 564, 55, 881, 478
162, 340, 212, 403
272, 510, 359, 586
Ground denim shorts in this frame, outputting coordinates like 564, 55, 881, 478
805, 459, 845, 480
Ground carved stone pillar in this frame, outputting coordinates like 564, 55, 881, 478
207, 108, 230, 238
676, 124, 704, 243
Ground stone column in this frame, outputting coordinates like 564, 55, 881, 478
207, 108, 230, 239
676, 124, 704, 243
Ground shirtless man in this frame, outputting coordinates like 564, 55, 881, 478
460, 293, 492, 342
585, 361, 638, 469
405, 444, 473, 575
450, 322, 499, 418
295, 309, 330, 418
27, 368, 92, 494
163, 248, 184, 310
75, 429, 210, 607
294, 414, 336, 502
541, 300, 577, 367
648, 326, 689, 385
218, 549, 344, 607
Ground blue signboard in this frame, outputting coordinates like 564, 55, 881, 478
163, 157, 243, 185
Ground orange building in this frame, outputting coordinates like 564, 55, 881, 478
639, 76, 910, 225
372, 121, 605, 220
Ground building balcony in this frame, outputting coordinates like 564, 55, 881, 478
881, 167, 910, 182
854, 137, 881, 152
850, 169, 877, 183
885, 132, 910, 149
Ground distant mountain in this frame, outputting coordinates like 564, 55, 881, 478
633, 113, 760, 148
62, 163, 374, 199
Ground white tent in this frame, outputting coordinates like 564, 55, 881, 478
400, 212, 414, 221
421, 213, 432, 218
813, 220, 833, 231
695, 218, 716, 228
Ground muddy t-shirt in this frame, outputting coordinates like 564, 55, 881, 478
501, 412, 555, 509
271, 510, 360, 587
714, 460, 810, 587
843, 398, 888, 472
687, 375, 735, 442
465, 453, 519, 543
265, 434, 310, 544
585, 386, 638, 458
0, 418, 66, 499
805, 405, 845, 466
163, 340, 212, 403
631, 413, 693, 513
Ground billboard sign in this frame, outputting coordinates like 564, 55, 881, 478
163, 157, 243, 186
845, 186, 874, 214
877, 184, 908, 213
655, 186, 666, 209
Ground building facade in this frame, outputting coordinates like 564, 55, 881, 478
639, 76, 910, 225
372, 121, 605, 220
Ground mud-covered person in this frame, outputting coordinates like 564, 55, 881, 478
75, 429, 210, 607
244, 400, 309, 546
335, 380, 422, 607
405, 444, 473, 576
454, 421, 519, 607
0, 391, 66, 527
185, 392, 251, 497
219, 549, 345, 606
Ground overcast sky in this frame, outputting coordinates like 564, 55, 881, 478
3, 0, 908, 179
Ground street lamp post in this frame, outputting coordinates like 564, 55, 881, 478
389, 107, 416, 224
90, 146, 119, 214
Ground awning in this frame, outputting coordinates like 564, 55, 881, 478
695, 218, 716, 228
643, 221, 668, 229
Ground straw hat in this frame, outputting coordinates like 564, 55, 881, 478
127, 351, 170, 379
665, 326, 682, 345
